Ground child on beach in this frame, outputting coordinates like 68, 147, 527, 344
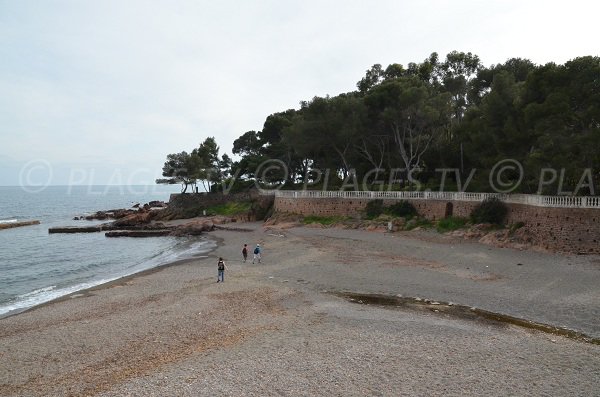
242, 244, 248, 262
252, 244, 262, 264
217, 257, 227, 282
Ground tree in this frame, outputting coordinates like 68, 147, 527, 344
520, 57, 600, 193
365, 76, 451, 186
156, 151, 197, 193
260, 110, 302, 185
438, 51, 481, 123
284, 94, 366, 179
357, 64, 384, 94
193, 137, 223, 191
231, 130, 265, 179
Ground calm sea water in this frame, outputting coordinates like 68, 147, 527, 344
0, 185, 215, 317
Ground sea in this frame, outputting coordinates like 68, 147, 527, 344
0, 185, 216, 317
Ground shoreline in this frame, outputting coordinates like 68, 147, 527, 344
0, 232, 222, 320
1, 222, 598, 396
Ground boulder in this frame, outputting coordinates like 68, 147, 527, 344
85, 211, 108, 221
169, 220, 215, 236
112, 212, 152, 227
148, 200, 167, 208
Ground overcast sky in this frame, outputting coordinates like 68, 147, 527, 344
1, 0, 598, 186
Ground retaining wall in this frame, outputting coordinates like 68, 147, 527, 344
273, 196, 600, 254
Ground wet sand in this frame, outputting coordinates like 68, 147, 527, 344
1, 222, 599, 396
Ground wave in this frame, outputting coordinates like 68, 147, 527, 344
0, 219, 17, 224
0, 280, 116, 317
0, 237, 216, 318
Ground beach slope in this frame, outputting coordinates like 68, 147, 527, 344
1, 223, 598, 396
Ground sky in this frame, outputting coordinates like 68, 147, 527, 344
0, 0, 598, 186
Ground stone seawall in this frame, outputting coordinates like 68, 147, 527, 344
168, 190, 260, 209
166, 190, 275, 221
273, 196, 600, 254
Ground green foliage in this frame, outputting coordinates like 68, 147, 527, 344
509, 221, 526, 234
470, 197, 508, 225
156, 151, 197, 193
436, 216, 469, 233
365, 200, 418, 219
302, 215, 347, 225
365, 200, 384, 219
404, 217, 433, 230
251, 200, 273, 221
386, 201, 417, 218
160, 52, 600, 196
206, 201, 252, 216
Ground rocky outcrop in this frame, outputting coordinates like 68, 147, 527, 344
447, 223, 538, 251
166, 215, 232, 236
75, 201, 168, 221
112, 212, 153, 227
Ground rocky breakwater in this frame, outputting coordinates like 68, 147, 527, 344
51, 211, 232, 239
105, 215, 232, 237
0, 220, 41, 230
50, 201, 169, 235
49, 200, 238, 238
72, 201, 168, 221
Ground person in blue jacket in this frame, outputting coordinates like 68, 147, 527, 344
252, 244, 262, 264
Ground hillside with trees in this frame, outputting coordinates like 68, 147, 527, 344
158, 52, 599, 195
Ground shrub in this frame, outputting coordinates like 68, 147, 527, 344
404, 217, 432, 230
509, 221, 526, 234
470, 197, 508, 225
252, 200, 273, 221
365, 199, 384, 219
386, 200, 417, 218
437, 216, 469, 233
206, 201, 252, 216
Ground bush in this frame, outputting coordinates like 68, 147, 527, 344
386, 200, 417, 218
509, 221, 526, 234
206, 201, 252, 216
437, 216, 469, 233
404, 217, 432, 230
252, 199, 273, 221
365, 199, 384, 219
470, 197, 508, 225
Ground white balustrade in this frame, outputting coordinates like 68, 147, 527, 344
271, 190, 600, 209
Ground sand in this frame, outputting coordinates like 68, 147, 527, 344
0, 222, 598, 396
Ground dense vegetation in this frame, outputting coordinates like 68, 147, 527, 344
158, 52, 599, 195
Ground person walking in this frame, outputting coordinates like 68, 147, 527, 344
242, 244, 248, 262
252, 244, 262, 264
217, 257, 227, 282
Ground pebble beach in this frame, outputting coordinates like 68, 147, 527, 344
1, 222, 599, 396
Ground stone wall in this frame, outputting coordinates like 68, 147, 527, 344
169, 190, 261, 209
505, 204, 600, 253
163, 190, 274, 221
273, 197, 480, 221
273, 196, 600, 254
